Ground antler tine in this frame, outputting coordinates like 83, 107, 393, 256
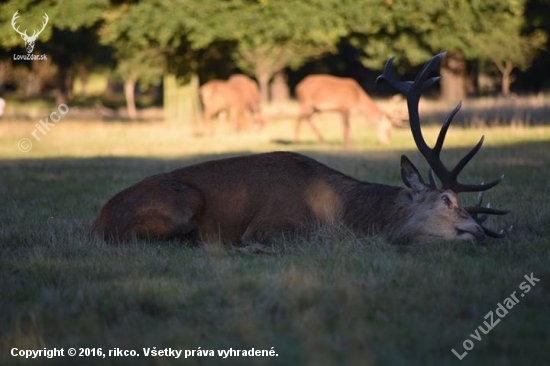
483, 227, 506, 239
376, 56, 412, 95
452, 174, 505, 193
433, 101, 461, 156
413, 52, 447, 92
474, 190, 484, 207
465, 206, 509, 215
466, 188, 511, 239
451, 136, 484, 178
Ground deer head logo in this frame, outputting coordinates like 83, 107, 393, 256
11, 11, 49, 54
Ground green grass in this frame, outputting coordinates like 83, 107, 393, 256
0, 115, 549, 365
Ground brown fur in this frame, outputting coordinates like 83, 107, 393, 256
295, 75, 395, 146
227, 74, 265, 128
91, 152, 484, 245
199, 75, 264, 132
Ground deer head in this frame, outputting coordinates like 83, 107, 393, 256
377, 53, 510, 239
11, 11, 49, 54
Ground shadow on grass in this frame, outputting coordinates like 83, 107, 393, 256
0, 141, 549, 365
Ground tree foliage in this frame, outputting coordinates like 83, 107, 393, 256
0, 0, 548, 104
184, 0, 348, 101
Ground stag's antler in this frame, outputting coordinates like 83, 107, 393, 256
376, 52, 510, 238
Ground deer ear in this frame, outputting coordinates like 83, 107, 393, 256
401, 155, 428, 192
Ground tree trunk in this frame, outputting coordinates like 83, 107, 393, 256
55, 68, 69, 105
257, 72, 270, 103
495, 60, 514, 96
502, 73, 511, 96
440, 52, 467, 101
270, 70, 289, 103
124, 77, 137, 119
78, 65, 88, 96
163, 73, 201, 128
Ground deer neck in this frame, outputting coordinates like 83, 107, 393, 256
340, 182, 412, 239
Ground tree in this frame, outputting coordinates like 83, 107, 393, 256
347, 0, 545, 100
99, 2, 168, 118
0, 0, 110, 103
186, 0, 348, 102
471, 1, 547, 95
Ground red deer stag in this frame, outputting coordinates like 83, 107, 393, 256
295, 75, 398, 146
92, 53, 508, 245
199, 75, 264, 132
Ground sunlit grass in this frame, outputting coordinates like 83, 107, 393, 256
1, 115, 549, 160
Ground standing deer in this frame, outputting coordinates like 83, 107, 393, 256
199, 75, 264, 133
11, 11, 49, 54
92, 53, 508, 245
296, 75, 398, 146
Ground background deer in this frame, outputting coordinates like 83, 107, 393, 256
11, 11, 49, 54
228, 74, 265, 128
295, 75, 399, 146
199, 74, 264, 132
92, 53, 508, 245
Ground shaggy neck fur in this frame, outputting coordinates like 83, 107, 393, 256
339, 181, 419, 242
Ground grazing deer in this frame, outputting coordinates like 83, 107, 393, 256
200, 80, 246, 132
199, 75, 264, 132
11, 11, 49, 54
228, 74, 265, 129
295, 75, 399, 146
92, 53, 508, 245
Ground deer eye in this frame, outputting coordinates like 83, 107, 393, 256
441, 195, 452, 208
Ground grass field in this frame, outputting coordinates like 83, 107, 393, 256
1, 108, 549, 365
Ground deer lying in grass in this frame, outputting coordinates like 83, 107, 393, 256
295, 75, 400, 146
92, 53, 508, 245
199, 74, 264, 132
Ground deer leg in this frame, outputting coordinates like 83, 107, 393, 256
231, 106, 247, 132
203, 108, 216, 136
342, 110, 351, 147
305, 112, 325, 143
252, 104, 265, 130
295, 115, 304, 142
377, 117, 392, 145
100, 183, 204, 243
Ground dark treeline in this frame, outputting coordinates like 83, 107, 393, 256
1, 0, 549, 117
